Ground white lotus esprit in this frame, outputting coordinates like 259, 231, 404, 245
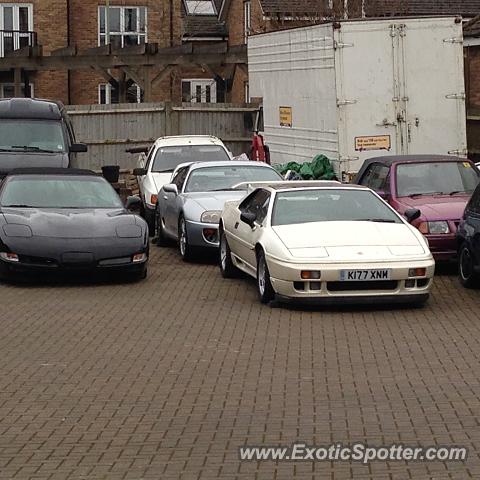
219, 182, 435, 306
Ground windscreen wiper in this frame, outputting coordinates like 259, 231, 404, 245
449, 190, 468, 195
355, 218, 397, 223
408, 191, 444, 198
11, 146, 58, 153
2, 204, 35, 208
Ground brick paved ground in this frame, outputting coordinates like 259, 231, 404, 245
0, 245, 479, 479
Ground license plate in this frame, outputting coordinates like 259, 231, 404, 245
340, 269, 391, 281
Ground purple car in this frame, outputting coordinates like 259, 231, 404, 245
354, 155, 480, 261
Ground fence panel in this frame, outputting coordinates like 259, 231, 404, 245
67, 102, 258, 170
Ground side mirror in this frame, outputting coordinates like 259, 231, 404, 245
133, 167, 147, 176
405, 208, 421, 223
125, 195, 142, 212
163, 183, 178, 195
240, 211, 257, 228
70, 143, 88, 153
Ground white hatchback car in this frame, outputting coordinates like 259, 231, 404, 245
219, 182, 435, 306
133, 135, 231, 234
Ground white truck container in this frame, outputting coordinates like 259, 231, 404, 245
248, 17, 467, 178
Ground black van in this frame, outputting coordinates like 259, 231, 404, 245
0, 98, 87, 177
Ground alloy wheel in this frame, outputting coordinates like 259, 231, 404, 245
179, 220, 187, 257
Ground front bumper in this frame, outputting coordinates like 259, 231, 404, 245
266, 256, 435, 302
0, 236, 148, 278
185, 220, 219, 249
0, 257, 147, 278
425, 234, 456, 261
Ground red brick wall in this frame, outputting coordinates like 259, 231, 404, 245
68, 0, 183, 104
8, 1, 69, 103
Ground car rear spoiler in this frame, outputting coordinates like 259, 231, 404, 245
232, 180, 341, 193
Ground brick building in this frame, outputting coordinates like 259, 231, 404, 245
1, 0, 480, 105
0, 0, 231, 104
464, 16, 480, 159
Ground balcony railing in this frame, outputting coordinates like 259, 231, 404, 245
0, 30, 37, 57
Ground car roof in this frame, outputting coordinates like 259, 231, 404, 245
153, 135, 227, 148
0, 98, 64, 120
354, 154, 473, 182
7, 168, 97, 177
365, 154, 464, 165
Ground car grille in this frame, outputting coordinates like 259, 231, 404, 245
18, 255, 58, 267
327, 280, 398, 292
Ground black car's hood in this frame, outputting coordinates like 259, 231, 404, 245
0, 151, 68, 176
1, 208, 142, 238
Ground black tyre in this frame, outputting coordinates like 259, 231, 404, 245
459, 243, 480, 288
155, 207, 170, 247
128, 266, 147, 283
178, 216, 195, 262
256, 249, 275, 304
219, 228, 238, 278
141, 204, 155, 237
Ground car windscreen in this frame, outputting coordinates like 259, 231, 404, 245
0, 119, 66, 153
272, 189, 402, 226
0, 176, 123, 209
396, 162, 479, 197
151, 145, 230, 173
184, 165, 282, 193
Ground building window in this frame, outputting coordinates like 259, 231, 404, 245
0, 4, 34, 57
184, 0, 216, 15
182, 79, 217, 103
244, 1, 251, 43
99, 6, 147, 48
244, 81, 249, 103
99, 83, 143, 104
0, 82, 34, 98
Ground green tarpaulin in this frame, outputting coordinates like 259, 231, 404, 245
274, 155, 337, 180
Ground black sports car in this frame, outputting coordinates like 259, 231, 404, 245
0, 168, 149, 280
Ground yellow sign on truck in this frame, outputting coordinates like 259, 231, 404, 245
279, 106, 292, 127
355, 135, 391, 152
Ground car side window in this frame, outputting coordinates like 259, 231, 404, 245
173, 167, 189, 191
240, 189, 271, 224
64, 117, 75, 144
359, 165, 375, 186
145, 146, 156, 170
370, 165, 390, 193
467, 187, 480, 215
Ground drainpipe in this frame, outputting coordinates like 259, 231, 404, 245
169, 0, 174, 47
67, 0, 71, 104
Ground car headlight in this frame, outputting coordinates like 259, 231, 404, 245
0, 252, 19, 262
423, 221, 450, 234
201, 210, 222, 224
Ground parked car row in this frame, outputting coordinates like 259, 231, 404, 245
145, 151, 480, 306
1, 99, 479, 306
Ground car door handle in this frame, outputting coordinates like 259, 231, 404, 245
234, 222, 239, 229
163, 195, 168, 200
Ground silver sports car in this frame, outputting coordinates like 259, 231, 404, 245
154, 160, 283, 261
